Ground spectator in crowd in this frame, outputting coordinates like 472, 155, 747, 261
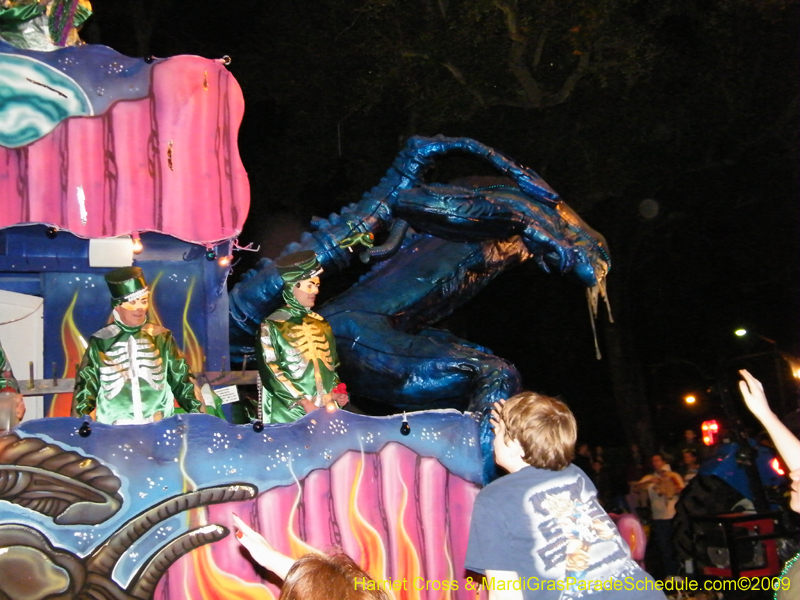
634, 454, 685, 579
573, 441, 594, 479
681, 449, 699, 482
592, 459, 612, 508
625, 443, 646, 481
680, 429, 702, 455
624, 443, 648, 515
594, 445, 606, 465
668, 428, 704, 463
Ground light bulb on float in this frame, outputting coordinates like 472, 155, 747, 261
131, 233, 143, 254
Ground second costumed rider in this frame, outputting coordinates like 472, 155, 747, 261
256, 251, 349, 423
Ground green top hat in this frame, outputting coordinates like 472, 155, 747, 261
105, 267, 149, 306
275, 251, 323, 285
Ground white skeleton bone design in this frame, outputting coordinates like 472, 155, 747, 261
99, 338, 165, 400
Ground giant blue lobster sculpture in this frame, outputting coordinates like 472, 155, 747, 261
229, 136, 611, 413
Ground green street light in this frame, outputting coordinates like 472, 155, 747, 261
734, 329, 747, 337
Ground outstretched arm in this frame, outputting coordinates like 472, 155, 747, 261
667, 470, 685, 495
232, 514, 296, 580
739, 369, 800, 472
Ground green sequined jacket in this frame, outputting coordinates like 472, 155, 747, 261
256, 307, 341, 424
73, 320, 203, 425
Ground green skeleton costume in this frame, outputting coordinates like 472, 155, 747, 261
72, 267, 204, 425
0, 339, 19, 392
256, 251, 342, 423
0, 0, 92, 51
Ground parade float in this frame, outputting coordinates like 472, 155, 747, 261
0, 12, 615, 598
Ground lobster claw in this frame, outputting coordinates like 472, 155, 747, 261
338, 224, 375, 251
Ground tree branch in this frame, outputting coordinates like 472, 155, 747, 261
545, 51, 591, 107
532, 29, 548, 71
495, 0, 544, 107
441, 62, 488, 107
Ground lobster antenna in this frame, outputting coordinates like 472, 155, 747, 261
586, 277, 613, 360
587, 288, 602, 360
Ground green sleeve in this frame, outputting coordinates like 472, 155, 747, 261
162, 332, 203, 414
73, 3, 91, 28
0, 4, 46, 26
255, 320, 307, 423
73, 342, 100, 416
255, 321, 275, 395
203, 389, 225, 419
330, 325, 341, 385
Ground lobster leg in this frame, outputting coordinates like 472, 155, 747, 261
328, 311, 522, 413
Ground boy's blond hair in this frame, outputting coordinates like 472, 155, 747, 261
500, 392, 577, 471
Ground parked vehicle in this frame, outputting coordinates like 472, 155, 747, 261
673, 422, 798, 576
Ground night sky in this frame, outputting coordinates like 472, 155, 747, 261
81, 0, 799, 448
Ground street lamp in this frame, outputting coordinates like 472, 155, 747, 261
684, 395, 696, 405
731, 326, 798, 418
733, 328, 777, 345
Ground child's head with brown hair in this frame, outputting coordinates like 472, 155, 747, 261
498, 391, 577, 471
280, 551, 390, 600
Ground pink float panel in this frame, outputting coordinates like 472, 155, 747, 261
154, 445, 487, 600
109, 99, 155, 232
0, 56, 249, 245
418, 458, 454, 588
302, 468, 336, 551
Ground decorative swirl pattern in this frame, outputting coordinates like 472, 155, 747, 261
0, 432, 121, 525
0, 53, 91, 147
